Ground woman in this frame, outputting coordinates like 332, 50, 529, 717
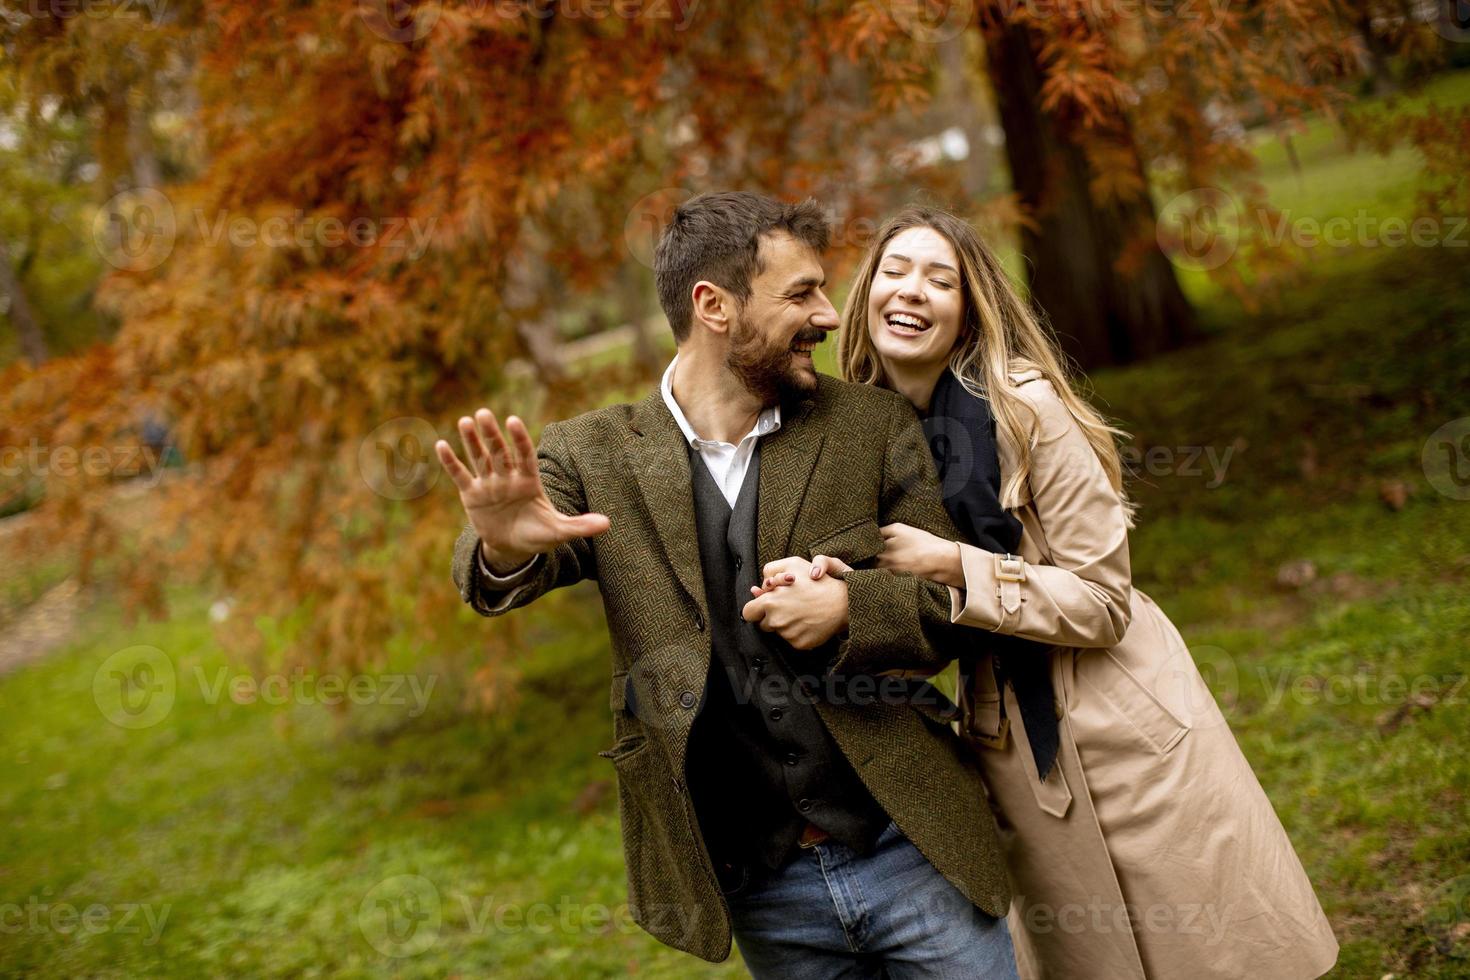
760, 207, 1339, 979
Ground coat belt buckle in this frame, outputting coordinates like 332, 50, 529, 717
971, 716, 1010, 752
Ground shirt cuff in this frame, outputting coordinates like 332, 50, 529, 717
477, 547, 541, 586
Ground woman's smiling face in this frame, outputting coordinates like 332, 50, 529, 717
866, 226, 965, 375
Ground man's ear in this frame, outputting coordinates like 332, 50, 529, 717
690, 281, 733, 336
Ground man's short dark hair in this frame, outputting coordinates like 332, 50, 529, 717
654, 191, 830, 342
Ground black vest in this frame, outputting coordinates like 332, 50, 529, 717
682, 443, 890, 889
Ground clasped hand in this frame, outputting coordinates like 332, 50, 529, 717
743, 521, 964, 648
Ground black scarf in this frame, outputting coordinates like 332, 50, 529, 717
922, 368, 1060, 781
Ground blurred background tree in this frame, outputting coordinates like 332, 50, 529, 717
0, 0, 1466, 681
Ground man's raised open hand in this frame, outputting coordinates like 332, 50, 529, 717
435, 409, 610, 574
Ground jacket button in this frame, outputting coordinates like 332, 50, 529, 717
784, 751, 800, 767
1054, 700, 1064, 719
797, 798, 813, 813
734, 557, 743, 570
694, 611, 705, 632
679, 691, 697, 709
769, 707, 784, 722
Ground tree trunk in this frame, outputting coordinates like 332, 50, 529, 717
128, 104, 162, 189
0, 231, 47, 366
979, 22, 1195, 370
502, 221, 568, 385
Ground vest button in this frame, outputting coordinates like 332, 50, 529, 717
679, 691, 697, 709
734, 556, 742, 570
769, 707, 784, 721
797, 798, 813, 813
784, 751, 800, 767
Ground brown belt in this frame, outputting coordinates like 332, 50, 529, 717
797, 821, 831, 849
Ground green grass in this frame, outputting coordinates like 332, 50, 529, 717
3, 71, 1470, 979
0, 583, 741, 978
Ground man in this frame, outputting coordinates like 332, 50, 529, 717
437, 192, 1018, 977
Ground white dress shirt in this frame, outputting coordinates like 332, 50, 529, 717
477, 355, 781, 587
658, 354, 781, 505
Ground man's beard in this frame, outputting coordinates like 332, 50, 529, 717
726, 310, 822, 406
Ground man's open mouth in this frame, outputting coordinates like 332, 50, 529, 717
885, 311, 932, 334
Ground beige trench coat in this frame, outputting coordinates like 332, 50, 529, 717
947, 368, 1339, 979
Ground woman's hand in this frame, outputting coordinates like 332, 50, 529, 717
875, 522, 965, 588
755, 523, 967, 592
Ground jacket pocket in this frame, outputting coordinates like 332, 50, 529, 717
597, 733, 650, 763
806, 518, 885, 566
1077, 649, 1190, 755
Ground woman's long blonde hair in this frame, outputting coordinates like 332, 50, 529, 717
838, 206, 1136, 526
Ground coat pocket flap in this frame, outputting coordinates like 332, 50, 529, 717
597, 733, 649, 762
1081, 650, 1190, 754
806, 518, 885, 566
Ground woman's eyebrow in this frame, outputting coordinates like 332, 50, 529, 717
884, 252, 958, 274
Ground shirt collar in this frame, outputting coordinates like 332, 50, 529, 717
660, 355, 782, 448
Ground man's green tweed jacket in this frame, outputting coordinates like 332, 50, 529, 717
451, 375, 1010, 962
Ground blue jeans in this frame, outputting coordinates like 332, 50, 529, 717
726, 820, 1019, 979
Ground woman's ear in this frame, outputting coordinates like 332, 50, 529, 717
690, 281, 732, 336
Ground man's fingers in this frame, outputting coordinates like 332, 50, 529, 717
458, 415, 493, 477
475, 409, 514, 475
506, 416, 538, 476
557, 512, 612, 540
435, 439, 475, 492
741, 594, 769, 623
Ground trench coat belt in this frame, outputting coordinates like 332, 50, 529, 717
972, 653, 1074, 819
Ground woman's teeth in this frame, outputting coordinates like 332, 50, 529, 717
886, 312, 931, 333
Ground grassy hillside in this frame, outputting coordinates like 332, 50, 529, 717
2, 75, 1468, 978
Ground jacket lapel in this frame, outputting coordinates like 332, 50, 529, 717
627, 392, 708, 622
757, 398, 825, 567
